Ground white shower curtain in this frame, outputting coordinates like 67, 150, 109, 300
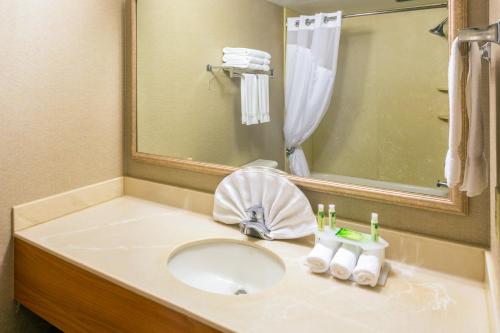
284, 12, 342, 177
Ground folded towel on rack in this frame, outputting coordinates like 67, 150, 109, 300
241, 73, 258, 125
353, 250, 384, 287
460, 42, 488, 197
330, 243, 361, 280
223, 54, 270, 65
223, 47, 271, 60
445, 37, 463, 187
222, 63, 270, 72
257, 74, 270, 123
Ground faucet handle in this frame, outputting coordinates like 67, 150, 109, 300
245, 205, 265, 223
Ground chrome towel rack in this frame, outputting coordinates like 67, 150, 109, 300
206, 64, 274, 79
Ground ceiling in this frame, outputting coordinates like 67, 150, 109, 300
265, 0, 448, 15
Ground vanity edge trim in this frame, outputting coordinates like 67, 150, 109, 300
12, 177, 124, 232
123, 176, 214, 216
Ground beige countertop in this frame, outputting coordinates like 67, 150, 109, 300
13, 178, 493, 332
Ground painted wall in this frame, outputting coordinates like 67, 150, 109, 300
0, 0, 124, 330
127, 0, 490, 248
136, 0, 285, 169
311, 8, 449, 188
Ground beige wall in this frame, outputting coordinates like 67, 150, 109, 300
311, 8, 449, 188
490, 0, 500, 324
0, 0, 124, 330
137, 0, 285, 169
127, 0, 491, 248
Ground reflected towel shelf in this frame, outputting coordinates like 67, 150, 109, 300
206, 64, 274, 79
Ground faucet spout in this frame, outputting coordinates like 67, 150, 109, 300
239, 206, 272, 240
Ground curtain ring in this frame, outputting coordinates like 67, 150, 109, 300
286, 147, 296, 157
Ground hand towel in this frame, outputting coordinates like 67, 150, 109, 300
223, 54, 270, 65
353, 250, 384, 287
460, 42, 488, 196
242, 73, 258, 125
257, 74, 270, 123
222, 63, 270, 72
223, 47, 271, 60
240, 74, 248, 125
330, 243, 361, 280
445, 37, 463, 187
306, 243, 337, 273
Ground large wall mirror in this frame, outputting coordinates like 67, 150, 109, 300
130, 0, 468, 214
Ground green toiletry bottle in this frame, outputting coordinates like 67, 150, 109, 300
317, 204, 325, 232
328, 204, 336, 232
371, 212, 379, 242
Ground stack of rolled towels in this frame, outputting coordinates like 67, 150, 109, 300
306, 241, 384, 287
222, 47, 271, 125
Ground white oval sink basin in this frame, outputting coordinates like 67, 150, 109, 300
167, 239, 285, 295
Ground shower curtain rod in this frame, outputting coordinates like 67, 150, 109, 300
288, 3, 448, 26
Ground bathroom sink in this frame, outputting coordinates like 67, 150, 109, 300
167, 239, 285, 295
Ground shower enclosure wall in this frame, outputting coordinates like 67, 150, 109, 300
294, 6, 449, 195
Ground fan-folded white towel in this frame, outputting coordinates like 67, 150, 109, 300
353, 250, 384, 287
223, 47, 271, 59
460, 42, 488, 196
306, 242, 340, 273
445, 37, 462, 187
223, 54, 270, 65
222, 63, 270, 72
257, 74, 270, 123
213, 167, 317, 239
330, 243, 361, 280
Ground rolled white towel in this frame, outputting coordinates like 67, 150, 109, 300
222, 63, 270, 72
306, 242, 339, 273
330, 244, 361, 280
353, 250, 384, 287
222, 54, 270, 65
223, 47, 271, 60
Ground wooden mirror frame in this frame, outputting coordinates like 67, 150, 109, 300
130, 0, 468, 215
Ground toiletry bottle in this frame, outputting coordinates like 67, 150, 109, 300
317, 204, 325, 232
371, 212, 379, 242
328, 204, 336, 232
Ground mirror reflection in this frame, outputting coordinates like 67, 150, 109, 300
136, 0, 449, 197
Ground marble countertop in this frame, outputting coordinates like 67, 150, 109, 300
15, 193, 491, 333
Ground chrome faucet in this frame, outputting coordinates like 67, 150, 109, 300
240, 205, 272, 240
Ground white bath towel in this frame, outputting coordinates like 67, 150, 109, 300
330, 243, 361, 280
223, 47, 271, 60
460, 42, 488, 197
240, 74, 258, 125
445, 37, 463, 187
257, 74, 270, 123
222, 63, 270, 72
306, 243, 336, 273
353, 250, 384, 287
223, 54, 270, 65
